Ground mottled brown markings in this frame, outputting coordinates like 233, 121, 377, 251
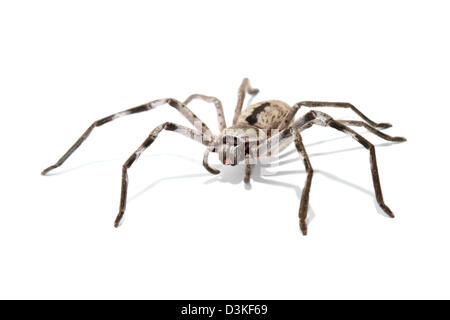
280, 101, 392, 131
305, 110, 317, 121
165, 123, 178, 131
142, 136, 155, 148
43, 78, 405, 235
280, 128, 292, 139
167, 98, 179, 108
124, 153, 137, 168
245, 102, 271, 125
129, 105, 150, 114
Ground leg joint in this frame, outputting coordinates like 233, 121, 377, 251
163, 122, 178, 131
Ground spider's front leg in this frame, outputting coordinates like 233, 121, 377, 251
337, 120, 406, 142
257, 110, 404, 235
292, 110, 398, 218
114, 122, 212, 227
255, 128, 314, 235
41, 98, 214, 175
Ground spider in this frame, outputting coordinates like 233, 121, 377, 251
42, 78, 406, 235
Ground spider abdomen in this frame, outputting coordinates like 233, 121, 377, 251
237, 100, 291, 129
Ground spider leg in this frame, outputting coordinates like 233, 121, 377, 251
254, 128, 313, 235
293, 110, 396, 218
115, 122, 212, 227
203, 147, 220, 175
337, 120, 406, 142
279, 101, 393, 131
42, 98, 214, 175
232, 78, 260, 125
244, 155, 254, 184
293, 129, 314, 236
256, 110, 397, 233
184, 94, 227, 131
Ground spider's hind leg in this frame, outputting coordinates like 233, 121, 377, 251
338, 120, 406, 142
279, 101, 393, 131
294, 111, 396, 219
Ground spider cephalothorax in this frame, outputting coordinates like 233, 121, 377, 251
42, 78, 406, 235
212, 126, 262, 166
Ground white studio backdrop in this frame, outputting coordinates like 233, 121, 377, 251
1, 1, 449, 299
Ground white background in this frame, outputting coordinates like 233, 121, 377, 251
1, 1, 449, 299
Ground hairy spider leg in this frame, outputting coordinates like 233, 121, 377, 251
184, 94, 227, 131
232, 78, 260, 125
278, 101, 393, 131
295, 110, 396, 218
41, 98, 215, 175
337, 120, 406, 142
256, 110, 402, 235
115, 122, 213, 227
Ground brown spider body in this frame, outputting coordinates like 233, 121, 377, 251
212, 100, 292, 166
237, 100, 292, 129
42, 78, 406, 235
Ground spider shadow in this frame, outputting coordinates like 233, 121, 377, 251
263, 167, 390, 218
201, 160, 316, 222
201, 135, 401, 221
128, 133, 403, 223
47, 133, 400, 224
271, 141, 399, 167
41, 158, 121, 176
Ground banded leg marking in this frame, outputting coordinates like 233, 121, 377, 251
279, 101, 393, 131
338, 120, 406, 142
42, 98, 214, 175
293, 129, 314, 236
263, 111, 397, 220
115, 122, 212, 227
